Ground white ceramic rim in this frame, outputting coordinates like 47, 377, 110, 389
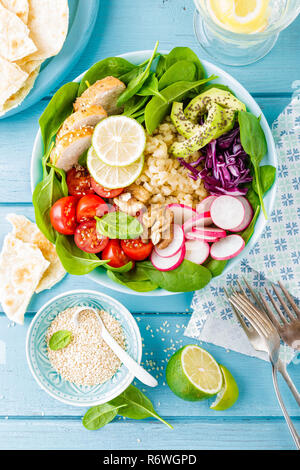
30, 50, 277, 296
25, 289, 143, 406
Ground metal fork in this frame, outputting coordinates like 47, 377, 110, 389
224, 281, 300, 406
259, 281, 300, 351
227, 289, 300, 450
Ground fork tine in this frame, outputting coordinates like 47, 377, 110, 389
265, 288, 288, 324
228, 295, 268, 338
272, 284, 296, 322
234, 292, 274, 333
278, 281, 300, 319
242, 276, 266, 311
259, 292, 283, 331
223, 287, 252, 334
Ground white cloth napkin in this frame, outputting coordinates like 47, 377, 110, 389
185, 87, 300, 364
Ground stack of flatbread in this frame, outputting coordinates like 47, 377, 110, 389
0, 214, 66, 324
0, 0, 69, 116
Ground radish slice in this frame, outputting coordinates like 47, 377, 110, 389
230, 197, 254, 232
193, 227, 227, 238
154, 224, 185, 258
182, 211, 212, 233
185, 240, 210, 265
186, 231, 220, 243
210, 235, 245, 260
210, 196, 245, 231
167, 203, 197, 226
196, 196, 217, 214
151, 245, 185, 271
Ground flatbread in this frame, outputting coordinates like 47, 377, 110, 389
24, 0, 69, 61
6, 214, 66, 293
0, 0, 29, 24
0, 3, 36, 61
0, 234, 49, 324
0, 65, 39, 115
0, 56, 28, 109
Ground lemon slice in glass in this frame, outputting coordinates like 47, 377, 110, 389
166, 345, 223, 401
92, 115, 146, 167
87, 147, 144, 189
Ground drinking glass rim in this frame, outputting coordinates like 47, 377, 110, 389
194, 0, 300, 39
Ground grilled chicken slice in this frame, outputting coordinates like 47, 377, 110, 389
74, 76, 126, 115
56, 105, 107, 141
50, 127, 93, 172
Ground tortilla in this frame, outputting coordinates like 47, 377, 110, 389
0, 66, 39, 115
0, 3, 36, 61
25, 0, 69, 61
6, 214, 66, 293
0, 234, 49, 324
0, 0, 29, 24
0, 56, 28, 110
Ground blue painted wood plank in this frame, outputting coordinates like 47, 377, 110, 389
0, 418, 299, 450
0, 314, 299, 417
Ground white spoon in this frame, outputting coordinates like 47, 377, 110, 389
72, 307, 158, 388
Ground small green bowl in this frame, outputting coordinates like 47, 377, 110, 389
26, 290, 142, 406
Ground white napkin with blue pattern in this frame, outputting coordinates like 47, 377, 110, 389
185, 87, 300, 364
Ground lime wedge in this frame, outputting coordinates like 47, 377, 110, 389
166, 345, 223, 401
210, 364, 239, 410
87, 147, 144, 189
92, 115, 146, 167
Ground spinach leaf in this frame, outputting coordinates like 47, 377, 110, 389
246, 187, 260, 212
104, 261, 135, 273
122, 95, 149, 118
117, 41, 159, 107
107, 270, 158, 293
137, 73, 167, 102
138, 260, 212, 292
82, 403, 126, 431
110, 385, 173, 429
252, 165, 276, 195
204, 259, 227, 277
201, 83, 236, 96
240, 206, 261, 244
158, 60, 197, 90
78, 57, 136, 95
238, 111, 268, 219
156, 54, 167, 80
145, 76, 217, 134
49, 330, 72, 351
32, 167, 65, 244
39, 82, 79, 152
96, 212, 143, 240
166, 47, 205, 79
55, 234, 108, 275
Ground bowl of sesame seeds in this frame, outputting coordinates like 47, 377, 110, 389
26, 290, 142, 406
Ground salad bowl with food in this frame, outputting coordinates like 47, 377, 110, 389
31, 43, 277, 295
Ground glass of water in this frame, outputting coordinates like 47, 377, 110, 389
194, 0, 300, 66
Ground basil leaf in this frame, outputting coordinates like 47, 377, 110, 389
204, 259, 227, 277
49, 330, 72, 351
165, 47, 205, 80
138, 260, 212, 292
78, 57, 136, 95
117, 41, 159, 107
110, 385, 173, 429
107, 270, 158, 293
252, 165, 276, 195
238, 111, 268, 219
55, 234, 108, 275
82, 404, 125, 431
96, 212, 143, 240
158, 60, 197, 90
145, 76, 217, 134
240, 206, 261, 244
39, 82, 79, 152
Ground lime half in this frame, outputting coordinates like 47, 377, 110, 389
87, 147, 144, 189
92, 115, 146, 167
210, 364, 239, 411
166, 345, 223, 401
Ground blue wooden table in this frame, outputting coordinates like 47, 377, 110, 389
0, 0, 299, 450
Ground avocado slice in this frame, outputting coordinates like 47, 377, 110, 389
170, 101, 231, 158
171, 102, 199, 138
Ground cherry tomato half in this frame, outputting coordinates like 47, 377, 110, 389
74, 219, 109, 253
101, 239, 134, 268
66, 166, 94, 197
50, 196, 78, 235
91, 178, 124, 199
121, 239, 153, 261
76, 194, 109, 223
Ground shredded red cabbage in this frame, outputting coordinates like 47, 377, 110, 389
178, 125, 252, 196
